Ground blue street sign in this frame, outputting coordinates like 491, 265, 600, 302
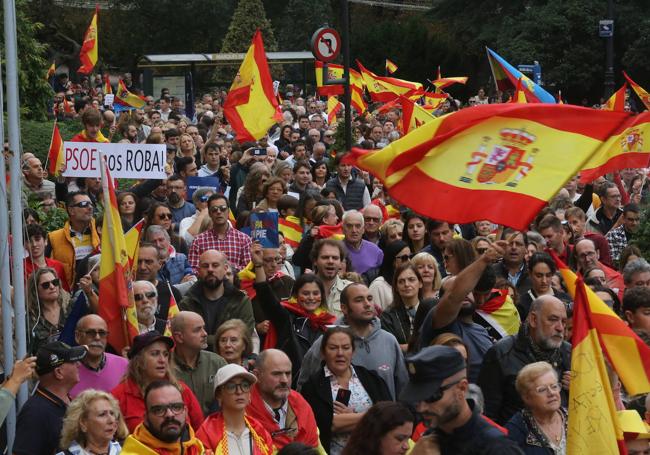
517, 62, 542, 86
599, 20, 614, 38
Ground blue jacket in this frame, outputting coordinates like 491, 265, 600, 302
505, 409, 566, 455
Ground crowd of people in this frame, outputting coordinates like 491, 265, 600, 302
3, 72, 650, 455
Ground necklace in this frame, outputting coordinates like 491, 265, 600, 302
535, 411, 563, 443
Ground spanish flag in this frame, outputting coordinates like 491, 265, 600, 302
422, 91, 448, 111
163, 282, 179, 337
553, 252, 650, 396
624, 71, 650, 110
279, 215, 302, 248
125, 218, 145, 275
327, 96, 343, 124
603, 83, 627, 111
316, 223, 344, 240
566, 274, 626, 454
98, 154, 139, 353
46, 62, 56, 81
343, 103, 630, 230
103, 74, 112, 95
579, 111, 650, 183
476, 289, 520, 337
314, 61, 367, 113
47, 123, 65, 177
399, 95, 434, 134
433, 66, 468, 92
223, 30, 280, 142
510, 78, 527, 104
78, 6, 98, 75
114, 79, 145, 109
385, 59, 398, 75
357, 60, 423, 102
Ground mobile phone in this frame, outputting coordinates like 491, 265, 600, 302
335, 388, 351, 406
252, 147, 267, 156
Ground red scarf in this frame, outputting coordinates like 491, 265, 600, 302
196, 412, 273, 455
263, 298, 335, 350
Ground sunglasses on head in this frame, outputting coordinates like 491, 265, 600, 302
40, 278, 60, 290
71, 200, 93, 209
424, 378, 465, 403
134, 291, 157, 301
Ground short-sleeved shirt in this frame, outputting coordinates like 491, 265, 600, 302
13, 386, 67, 455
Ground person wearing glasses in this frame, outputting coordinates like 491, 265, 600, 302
196, 363, 274, 454
369, 240, 411, 311
70, 314, 128, 397
26, 267, 71, 355
145, 201, 189, 256
121, 380, 207, 454
47, 191, 100, 288
133, 280, 168, 334
112, 332, 204, 433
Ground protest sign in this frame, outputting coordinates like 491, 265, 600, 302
250, 212, 279, 248
62, 142, 167, 179
186, 176, 221, 200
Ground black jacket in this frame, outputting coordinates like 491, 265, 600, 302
477, 326, 571, 425
300, 364, 392, 453
379, 305, 412, 345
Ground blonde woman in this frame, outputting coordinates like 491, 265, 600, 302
57, 390, 128, 455
411, 252, 442, 300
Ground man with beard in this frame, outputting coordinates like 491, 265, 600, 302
246, 349, 321, 451
180, 249, 254, 348
134, 280, 167, 334
121, 380, 207, 454
404, 346, 523, 455
478, 295, 571, 425
70, 314, 128, 397
167, 175, 196, 230
171, 311, 226, 415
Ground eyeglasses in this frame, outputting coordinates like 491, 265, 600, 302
40, 278, 60, 290
222, 381, 252, 394
476, 248, 488, 254
364, 217, 380, 223
77, 329, 109, 338
534, 382, 561, 395
324, 134, 334, 138
424, 378, 465, 403
395, 254, 411, 262
148, 402, 186, 417
210, 205, 229, 213
134, 291, 157, 301
157, 213, 172, 220
70, 200, 93, 208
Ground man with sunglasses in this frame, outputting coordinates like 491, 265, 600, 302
362, 204, 383, 245
134, 280, 167, 334
47, 191, 100, 288
404, 346, 522, 455
121, 380, 207, 454
70, 314, 128, 397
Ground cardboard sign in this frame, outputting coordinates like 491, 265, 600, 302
186, 176, 221, 200
104, 94, 114, 106
62, 142, 167, 179
250, 212, 279, 248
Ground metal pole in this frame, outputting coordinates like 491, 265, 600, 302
0, 46, 16, 453
604, 0, 615, 98
4, 0, 27, 407
341, 0, 352, 153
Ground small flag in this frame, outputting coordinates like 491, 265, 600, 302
114, 79, 145, 109
163, 282, 179, 337
47, 123, 65, 177
509, 78, 528, 104
125, 219, 145, 275
63, 96, 73, 114
623, 71, 650, 111
603, 83, 627, 112
432, 65, 468, 92
103, 74, 112, 94
386, 59, 398, 75
357, 60, 423, 102
46, 62, 56, 81
78, 6, 99, 75
327, 96, 343, 124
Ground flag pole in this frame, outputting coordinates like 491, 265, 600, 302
341, 0, 352, 154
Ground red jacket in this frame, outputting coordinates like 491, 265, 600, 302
111, 377, 204, 433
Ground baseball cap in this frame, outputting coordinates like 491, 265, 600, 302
36, 341, 87, 375
213, 364, 257, 393
128, 331, 174, 359
399, 345, 466, 402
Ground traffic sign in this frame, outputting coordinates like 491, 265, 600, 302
311, 27, 341, 63
599, 19, 614, 38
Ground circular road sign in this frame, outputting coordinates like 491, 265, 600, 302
311, 27, 341, 63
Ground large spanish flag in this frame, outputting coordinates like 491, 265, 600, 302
356, 60, 423, 102
579, 111, 650, 183
343, 103, 630, 230
223, 30, 280, 142
567, 275, 626, 454
114, 79, 145, 109
603, 83, 627, 111
314, 61, 366, 114
98, 154, 139, 353
78, 6, 98, 75
553, 252, 650, 396
486, 47, 555, 103
624, 71, 650, 111
47, 123, 65, 177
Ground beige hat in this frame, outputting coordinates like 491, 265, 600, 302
214, 363, 257, 393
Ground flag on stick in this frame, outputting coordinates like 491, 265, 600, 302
486, 48, 555, 103
78, 6, 99, 75
357, 60, 423, 102
432, 65, 468, 92
114, 79, 145, 109
103, 74, 113, 95
386, 59, 398, 75
46, 62, 56, 80
603, 83, 627, 112
125, 218, 145, 275
624, 71, 650, 110
47, 123, 65, 177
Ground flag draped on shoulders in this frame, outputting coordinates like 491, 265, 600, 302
624, 71, 650, 111
47, 123, 65, 177
78, 6, 99, 75
486, 48, 555, 103
223, 30, 280, 142
343, 103, 630, 230
98, 154, 138, 353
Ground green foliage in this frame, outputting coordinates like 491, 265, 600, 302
277, 0, 332, 51
22, 119, 81, 163
28, 195, 68, 232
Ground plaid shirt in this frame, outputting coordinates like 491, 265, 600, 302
605, 225, 628, 263
188, 226, 252, 272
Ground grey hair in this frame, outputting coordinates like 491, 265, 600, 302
145, 224, 170, 242
342, 210, 364, 227
192, 187, 215, 205
624, 259, 650, 285
133, 280, 157, 295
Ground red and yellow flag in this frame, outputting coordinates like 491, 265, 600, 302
386, 59, 398, 75
567, 275, 626, 454
421, 92, 448, 111
553, 253, 650, 396
114, 79, 145, 109
343, 104, 631, 230
357, 60, 423, 102
46, 62, 56, 81
624, 71, 650, 111
433, 66, 468, 92
327, 96, 343, 124
163, 282, 179, 337
47, 123, 65, 177
579, 111, 650, 183
78, 6, 98, 75
63, 96, 73, 114
604, 83, 627, 112
125, 218, 145, 275
223, 30, 280, 142
279, 215, 302, 248
510, 78, 528, 104
399, 95, 434, 134
103, 74, 112, 95
314, 61, 366, 114
98, 154, 138, 353
316, 223, 344, 240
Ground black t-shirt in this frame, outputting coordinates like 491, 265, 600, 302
13, 386, 67, 455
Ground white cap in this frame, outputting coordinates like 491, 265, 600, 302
214, 363, 257, 393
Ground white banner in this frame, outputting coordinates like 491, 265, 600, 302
62, 142, 167, 179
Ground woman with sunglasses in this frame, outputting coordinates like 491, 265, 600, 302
300, 327, 392, 455
27, 267, 71, 355
197, 364, 274, 454
145, 201, 189, 255
369, 240, 411, 311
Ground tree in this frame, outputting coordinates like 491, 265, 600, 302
278, 0, 333, 51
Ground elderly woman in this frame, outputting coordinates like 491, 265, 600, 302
57, 390, 128, 455
300, 327, 392, 455
111, 331, 204, 433
133, 280, 167, 334
256, 176, 287, 212
506, 361, 567, 454
196, 364, 274, 453
215, 319, 254, 368
27, 267, 71, 355
411, 252, 442, 301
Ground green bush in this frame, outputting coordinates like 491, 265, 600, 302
21, 119, 81, 163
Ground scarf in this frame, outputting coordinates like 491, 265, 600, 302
315, 223, 344, 240
524, 323, 563, 369
238, 261, 285, 300
196, 413, 273, 455
130, 422, 205, 455
79, 129, 109, 143
263, 297, 335, 350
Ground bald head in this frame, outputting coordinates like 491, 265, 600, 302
170, 311, 207, 351
170, 310, 203, 333
255, 348, 291, 372
529, 295, 567, 349
75, 314, 109, 358
254, 349, 292, 406
76, 314, 107, 331
198, 249, 227, 288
